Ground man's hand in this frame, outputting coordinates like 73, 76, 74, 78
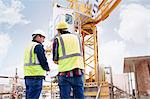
54, 61, 58, 64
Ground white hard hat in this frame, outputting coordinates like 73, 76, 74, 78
32, 29, 46, 37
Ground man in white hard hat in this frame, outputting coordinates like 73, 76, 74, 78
52, 22, 84, 99
24, 29, 50, 99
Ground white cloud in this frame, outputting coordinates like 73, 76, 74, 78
97, 23, 103, 34
99, 40, 129, 74
0, 33, 11, 61
148, 24, 150, 38
128, 0, 150, 3
129, 0, 140, 1
118, 4, 150, 44
0, 0, 30, 26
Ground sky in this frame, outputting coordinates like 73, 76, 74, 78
0, 0, 150, 78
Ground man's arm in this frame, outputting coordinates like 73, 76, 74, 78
34, 44, 50, 71
52, 38, 59, 64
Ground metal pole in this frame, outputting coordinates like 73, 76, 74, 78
133, 63, 139, 98
127, 73, 130, 95
51, 80, 52, 99
105, 66, 114, 99
110, 66, 114, 99
130, 64, 133, 95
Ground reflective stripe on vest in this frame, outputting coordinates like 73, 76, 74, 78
24, 42, 45, 76
24, 44, 40, 66
57, 34, 84, 72
58, 34, 82, 60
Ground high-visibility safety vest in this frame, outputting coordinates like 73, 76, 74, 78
57, 33, 84, 72
24, 42, 45, 76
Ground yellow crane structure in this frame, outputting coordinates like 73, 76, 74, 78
67, 0, 121, 82
51, 0, 121, 98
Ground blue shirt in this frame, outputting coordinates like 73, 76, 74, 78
52, 38, 59, 61
34, 43, 50, 71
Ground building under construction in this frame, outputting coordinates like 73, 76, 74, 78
124, 56, 150, 98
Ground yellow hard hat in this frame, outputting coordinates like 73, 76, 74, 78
56, 21, 69, 30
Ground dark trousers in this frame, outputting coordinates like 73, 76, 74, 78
25, 78, 43, 99
58, 74, 84, 99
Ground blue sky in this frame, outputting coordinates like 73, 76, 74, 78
0, 0, 150, 77
0, 0, 52, 76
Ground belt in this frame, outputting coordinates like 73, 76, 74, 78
58, 69, 84, 77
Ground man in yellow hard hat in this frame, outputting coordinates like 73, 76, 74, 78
24, 29, 50, 99
52, 21, 84, 99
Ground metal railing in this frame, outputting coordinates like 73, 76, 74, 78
110, 84, 136, 99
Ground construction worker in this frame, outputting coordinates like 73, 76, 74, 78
24, 29, 50, 99
52, 21, 84, 99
